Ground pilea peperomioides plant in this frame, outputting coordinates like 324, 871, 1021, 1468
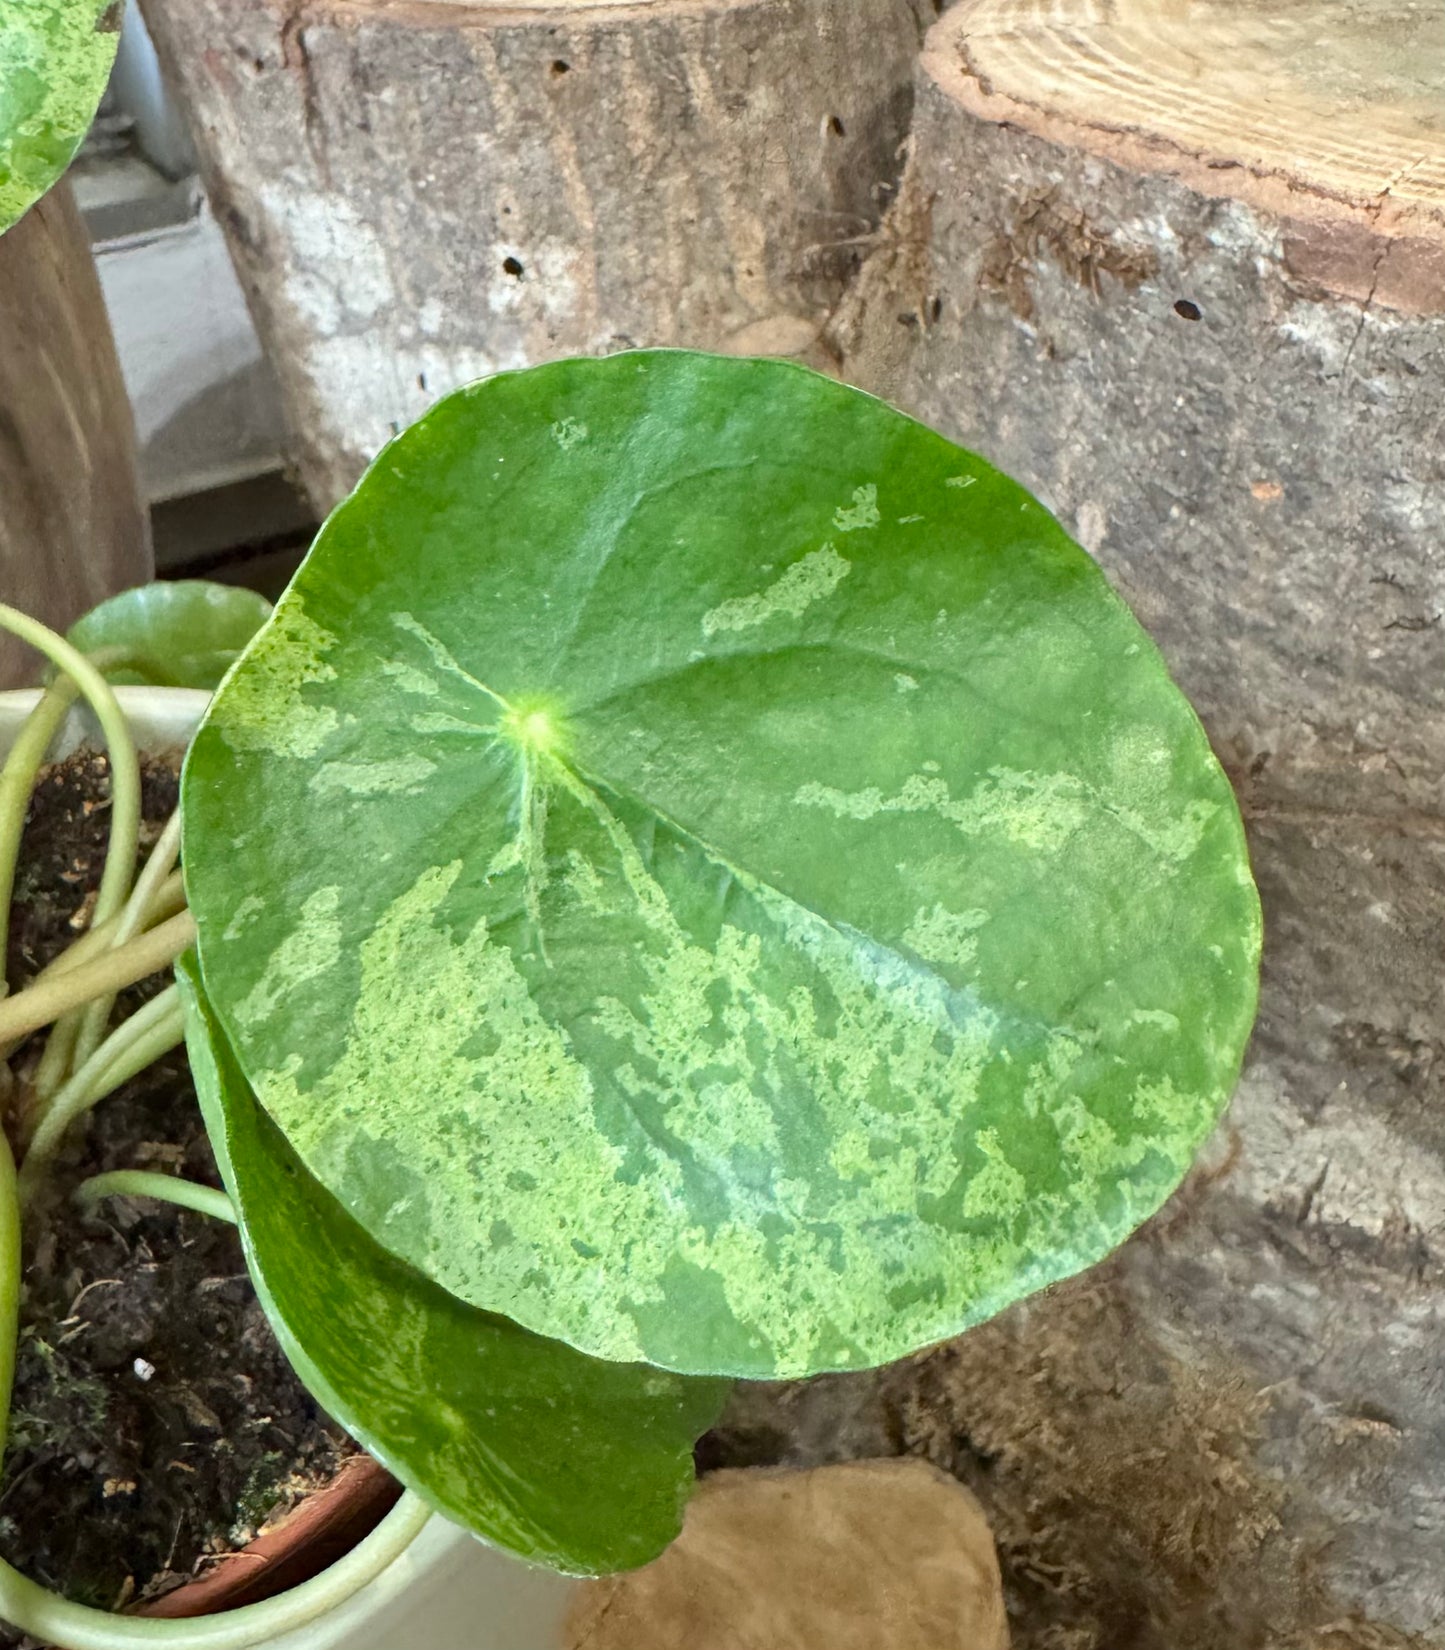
0, 351, 1262, 1648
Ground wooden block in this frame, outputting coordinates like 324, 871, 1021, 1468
0, 185, 152, 686
564, 1461, 1009, 1650
138, 0, 934, 508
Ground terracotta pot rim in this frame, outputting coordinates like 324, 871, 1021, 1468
134, 1454, 403, 1620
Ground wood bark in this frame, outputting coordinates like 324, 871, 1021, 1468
0, 186, 152, 688
138, 0, 935, 510
790, 3, 1445, 1644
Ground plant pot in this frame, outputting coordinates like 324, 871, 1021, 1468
0, 686, 575, 1650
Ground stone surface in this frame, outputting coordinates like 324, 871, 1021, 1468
564, 1461, 1008, 1650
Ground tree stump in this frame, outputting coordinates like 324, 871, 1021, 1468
138, 0, 935, 509
809, 2, 1445, 1643
0, 186, 151, 687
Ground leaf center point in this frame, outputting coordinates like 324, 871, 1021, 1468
500, 696, 568, 759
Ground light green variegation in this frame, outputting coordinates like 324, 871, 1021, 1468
176, 954, 728, 1574
0, 2, 116, 236
67, 581, 273, 689
183, 351, 1261, 1381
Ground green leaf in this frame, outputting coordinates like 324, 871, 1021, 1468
66, 580, 273, 690
183, 351, 1261, 1380
0, 1, 117, 236
176, 952, 728, 1574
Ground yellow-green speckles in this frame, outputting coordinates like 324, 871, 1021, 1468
902, 904, 988, 976
1, 2, 117, 233
215, 602, 341, 760
702, 546, 851, 637
1112, 797, 1220, 865
389, 612, 506, 711
222, 894, 266, 944
795, 765, 1207, 860
257, 861, 652, 1364
961, 1129, 1027, 1220
945, 474, 977, 489
833, 484, 880, 533
410, 711, 493, 737
793, 780, 888, 822
379, 658, 440, 698
551, 417, 588, 450
310, 755, 437, 797
1131, 1008, 1182, 1033
945, 770, 1091, 852
234, 886, 343, 1029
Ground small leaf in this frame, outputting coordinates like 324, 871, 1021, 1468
183, 351, 1261, 1380
0, 1, 117, 236
67, 581, 272, 690
176, 953, 728, 1575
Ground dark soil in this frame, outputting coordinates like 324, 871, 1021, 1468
0, 751, 363, 1633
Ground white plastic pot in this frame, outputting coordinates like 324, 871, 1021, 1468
0, 685, 211, 762
0, 685, 575, 1650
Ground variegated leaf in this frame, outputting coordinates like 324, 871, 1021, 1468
182, 352, 1261, 1380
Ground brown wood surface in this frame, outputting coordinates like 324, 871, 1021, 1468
138, 0, 933, 509
0, 185, 152, 687
937, 0, 1445, 315
565, 1462, 1009, 1650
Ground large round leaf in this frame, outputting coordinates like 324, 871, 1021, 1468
177, 954, 728, 1573
183, 352, 1261, 1380
67, 580, 273, 689
0, 1, 116, 236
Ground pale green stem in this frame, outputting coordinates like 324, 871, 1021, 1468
0, 1131, 20, 1459
0, 912, 195, 1049
74, 1170, 236, 1225
20, 987, 185, 1199
0, 1127, 431, 1645
0, 678, 82, 984
0, 609, 141, 959
28, 1016, 81, 1113
9, 874, 185, 1087
29, 871, 186, 990
112, 813, 182, 953
71, 811, 184, 1080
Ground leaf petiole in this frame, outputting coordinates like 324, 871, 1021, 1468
70, 810, 184, 1082
19, 985, 186, 1197
0, 610, 141, 968
0, 912, 196, 1050
73, 1170, 236, 1225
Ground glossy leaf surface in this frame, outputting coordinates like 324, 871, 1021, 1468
177, 954, 727, 1574
184, 352, 1261, 1380
68, 581, 273, 689
0, 1, 116, 235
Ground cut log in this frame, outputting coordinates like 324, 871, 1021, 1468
0, 186, 152, 687
808, 2, 1445, 1643
138, 0, 935, 509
